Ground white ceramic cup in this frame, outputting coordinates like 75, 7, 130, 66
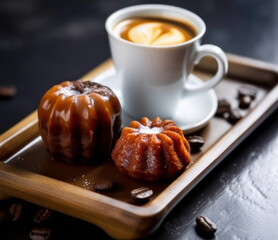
106, 4, 228, 119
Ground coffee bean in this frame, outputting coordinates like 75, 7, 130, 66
215, 99, 231, 117
0, 85, 17, 99
238, 85, 257, 100
9, 202, 22, 222
92, 180, 117, 192
187, 135, 204, 153
227, 108, 242, 124
29, 228, 51, 240
33, 208, 52, 224
239, 95, 252, 109
196, 216, 217, 238
131, 187, 153, 203
0, 209, 10, 224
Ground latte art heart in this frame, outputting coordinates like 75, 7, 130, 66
128, 22, 186, 46
113, 17, 196, 47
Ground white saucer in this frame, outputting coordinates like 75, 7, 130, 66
92, 67, 218, 134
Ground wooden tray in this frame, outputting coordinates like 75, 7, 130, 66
0, 54, 278, 239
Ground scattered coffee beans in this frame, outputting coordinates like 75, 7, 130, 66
131, 187, 153, 203
239, 95, 252, 109
92, 180, 117, 192
0, 85, 17, 99
216, 99, 231, 117
238, 85, 257, 100
29, 228, 51, 240
227, 108, 242, 124
0, 209, 10, 224
196, 215, 217, 238
187, 135, 205, 153
215, 84, 258, 125
9, 202, 22, 222
33, 208, 52, 224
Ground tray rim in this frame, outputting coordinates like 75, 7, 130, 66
1, 53, 278, 239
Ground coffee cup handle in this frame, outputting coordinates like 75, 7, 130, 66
184, 44, 228, 93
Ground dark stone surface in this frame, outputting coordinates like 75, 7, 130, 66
1, 0, 278, 239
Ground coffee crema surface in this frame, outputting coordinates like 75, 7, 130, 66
113, 17, 197, 46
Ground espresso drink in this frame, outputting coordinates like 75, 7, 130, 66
113, 17, 197, 46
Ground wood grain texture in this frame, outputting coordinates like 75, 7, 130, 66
0, 162, 162, 239
0, 59, 113, 160
0, 111, 38, 160
0, 55, 278, 239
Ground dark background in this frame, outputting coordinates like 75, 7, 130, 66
1, 0, 278, 239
